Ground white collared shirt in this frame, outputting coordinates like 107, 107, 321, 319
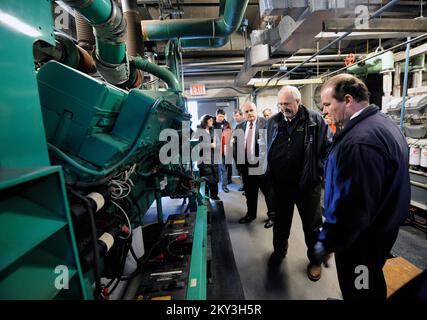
244, 117, 257, 160
350, 106, 368, 120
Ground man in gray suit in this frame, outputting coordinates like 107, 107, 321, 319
235, 102, 274, 224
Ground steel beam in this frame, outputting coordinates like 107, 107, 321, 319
324, 18, 427, 33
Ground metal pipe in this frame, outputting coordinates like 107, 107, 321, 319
140, 0, 249, 41
410, 180, 427, 190
321, 33, 427, 79
62, 0, 131, 86
254, 0, 402, 92
283, 54, 363, 62
185, 59, 244, 67
129, 56, 181, 92
400, 36, 411, 131
122, 0, 144, 57
181, 36, 230, 49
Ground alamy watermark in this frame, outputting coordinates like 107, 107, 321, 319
159, 121, 267, 176
354, 265, 369, 290
54, 265, 69, 290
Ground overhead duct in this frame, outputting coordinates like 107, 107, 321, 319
259, 0, 307, 19
140, 0, 249, 49
237, 0, 383, 86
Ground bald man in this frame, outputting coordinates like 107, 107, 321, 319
266, 86, 332, 281
234, 102, 274, 224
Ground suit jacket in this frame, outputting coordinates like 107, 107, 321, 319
234, 117, 267, 171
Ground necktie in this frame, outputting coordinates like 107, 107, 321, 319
246, 121, 254, 160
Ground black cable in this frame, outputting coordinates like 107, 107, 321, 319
66, 170, 118, 189
109, 238, 132, 296
119, 238, 164, 281
68, 187, 102, 300
130, 244, 140, 264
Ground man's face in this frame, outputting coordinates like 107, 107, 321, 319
277, 90, 300, 119
263, 110, 272, 119
216, 114, 225, 123
243, 104, 257, 122
233, 112, 243, 123
321, 86, 347, 125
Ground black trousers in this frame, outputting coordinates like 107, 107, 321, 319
272, 183, 322, 262
335, 229, 399, 300
200, 164, 219, 198
241, 168, 274, 219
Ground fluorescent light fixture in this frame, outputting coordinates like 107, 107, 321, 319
249, 78, 324, 87
0, 10, 42, 37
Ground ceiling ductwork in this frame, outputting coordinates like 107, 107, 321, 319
236, 0, 383, 86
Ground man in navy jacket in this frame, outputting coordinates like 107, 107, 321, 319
316, 74, 410, 299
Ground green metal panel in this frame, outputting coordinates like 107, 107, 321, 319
0, 167, 88, 299
37, 61, 127, 156
186, 182, 207, 300
0, 0, 54, 167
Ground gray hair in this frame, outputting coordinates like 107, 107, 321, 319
278, 85, 301, 101
242, 101, 257, 110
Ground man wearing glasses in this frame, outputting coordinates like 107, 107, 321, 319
266, 86, 332, 281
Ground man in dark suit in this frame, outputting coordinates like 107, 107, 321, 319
234, 102, 274, 224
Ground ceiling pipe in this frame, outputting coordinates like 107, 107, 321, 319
141, 0, 249, 48
181, 36, 230, 49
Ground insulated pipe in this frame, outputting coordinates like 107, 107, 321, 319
400, 37, 411, 131
129, 56, 181, 92
140, 0, 249, 41
75, 12, 95, 51
62, 0, 131, 86
181, 36, 230, 49
122, 0, 144, 57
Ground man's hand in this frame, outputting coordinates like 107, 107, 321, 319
313, 241, 332, 268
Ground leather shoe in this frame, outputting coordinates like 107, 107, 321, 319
307, 263, 322, 281
264, 219, 274, 229
238, 216, 254, 224
222, 186, 230, 193
238, 186, 244, 192
210, 196, 221, 201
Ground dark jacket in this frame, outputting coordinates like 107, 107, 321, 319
267, 105, 332, 191
234, 117, 267, 172
197, 127, 219, 183
319, 105, 410, 254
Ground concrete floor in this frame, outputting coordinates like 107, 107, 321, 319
142, 177, 427, 300
218, 179, 342, 300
